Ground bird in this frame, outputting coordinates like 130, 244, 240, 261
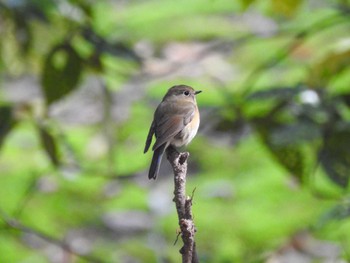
144, 85, 201, 180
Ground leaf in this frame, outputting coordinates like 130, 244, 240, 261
254, 118, 305, 180
13, 16, 32, 53
270, 121, 321, 145
318, 127, 350, 187
308, 50, 350, 88
271, 0, 303, 17
315, 202, 350, 229
41, 44, 83, 105
248, 86, 304, 101
68, 0, 93, 17
266, 139, 305, 180
0, 106, 15, 150
38, 125, 60, 167
240, 0, 257, 10
81, 27, 140, 62
341, 93, 350, 108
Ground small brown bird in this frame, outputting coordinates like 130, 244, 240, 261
144, 85, 201, 179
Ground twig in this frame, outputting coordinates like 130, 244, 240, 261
174, 230, 181, 245
166, 146, 199, 263
12, 172, 38, 218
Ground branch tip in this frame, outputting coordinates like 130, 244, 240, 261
179, 152, 189, 165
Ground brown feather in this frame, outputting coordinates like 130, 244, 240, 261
144, 84, 201, 180
144, 120, 155, 153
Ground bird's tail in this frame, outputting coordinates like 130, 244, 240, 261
148, 143, 166, 180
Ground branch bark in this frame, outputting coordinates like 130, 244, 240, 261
166, 146, 199, 263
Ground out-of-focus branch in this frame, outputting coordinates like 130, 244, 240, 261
166, 146, 199, 263
0, 209, 104, 263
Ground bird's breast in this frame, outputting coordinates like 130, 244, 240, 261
171, 108, 200, 147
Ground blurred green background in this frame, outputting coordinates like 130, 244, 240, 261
1, 0, 350, 262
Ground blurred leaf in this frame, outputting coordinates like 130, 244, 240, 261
13, 16, 32, 53
240, 0, 256, 9
38, 125, 60, 167
318, 127, 350, 187
41, 44, 83, 105
341, 93, 350, 108
23, 0, 51, 21
316, 201, 350, 228
86, 51, 104, 72
248, 86, 304, 101
254, 117, 305, 180
271, 0, 303, 17
250, 92, 312, 180
264, 137, 305, 180
308, 50, 350, 88
68, 0, 93, 17
0, 106, 15, 150
272, 145, 304, 179
0, 0, 51, 54
270, 121, 321, 145
0, 0, 50, 21
81, 27, 140, 62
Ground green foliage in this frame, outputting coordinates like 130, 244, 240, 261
246, 84, 350, 187
1, 0, 350, 262
308, 49, 350, 88
41, 44, 83, 105
113, 0, 241, 43
240, 0, 304, 16
37, 123, 61, 167
0, 105, 15, 149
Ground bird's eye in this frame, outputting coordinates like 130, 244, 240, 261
183, 91, 190, 96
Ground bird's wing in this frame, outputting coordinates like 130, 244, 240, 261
144, 120, 155, 153
152, 103, 195, 151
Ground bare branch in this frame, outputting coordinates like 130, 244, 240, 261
166, 146, 199, 263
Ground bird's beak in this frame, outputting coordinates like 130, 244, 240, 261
195, 90, 202, 95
